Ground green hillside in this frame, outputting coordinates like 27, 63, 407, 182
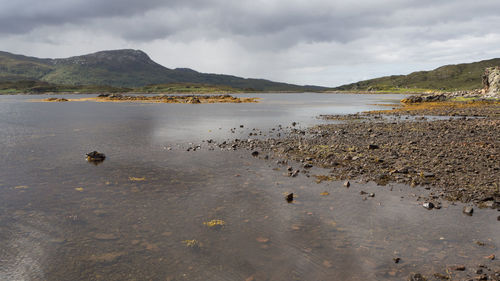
334, 58, 500, 92
0, 49, 325, 92
0, 51, 54, 81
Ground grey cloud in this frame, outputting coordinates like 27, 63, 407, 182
2, 0, 500, 48
0, 0, 500, 86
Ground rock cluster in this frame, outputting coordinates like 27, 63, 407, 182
94, 94, 257, 104
217, 117, 500, 205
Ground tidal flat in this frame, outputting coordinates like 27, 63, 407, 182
0, 93, 498, 280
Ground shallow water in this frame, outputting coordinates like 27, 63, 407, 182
0, 93, 498, 280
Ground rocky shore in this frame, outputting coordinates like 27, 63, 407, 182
217, 115, 499, 207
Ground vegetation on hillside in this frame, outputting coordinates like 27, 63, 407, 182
334, 58, 500, 92
0, 49, 325, 92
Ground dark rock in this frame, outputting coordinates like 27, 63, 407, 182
251, 151, 259, 157
303, 163, 313, 168
286, 193, 294, 203
368, 144, 379, 150
344, 180, 350, 188
422, 172, 435, 178
451, 265, 466, 271
368, 193, 375, 197
463, 206, 474, 216
86, 151, 106, 162
393, 257, 401, 263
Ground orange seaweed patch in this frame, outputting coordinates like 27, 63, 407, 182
366, 100, 500, 115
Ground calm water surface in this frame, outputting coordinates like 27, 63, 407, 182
0, 93, 498, 280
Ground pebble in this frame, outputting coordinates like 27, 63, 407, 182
463, 206, 474, 216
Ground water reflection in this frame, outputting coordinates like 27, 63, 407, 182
0, 93, 498, 280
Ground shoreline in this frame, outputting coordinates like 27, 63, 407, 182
213, 100, 500, 207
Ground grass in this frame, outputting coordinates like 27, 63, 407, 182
334, 58, 500, 92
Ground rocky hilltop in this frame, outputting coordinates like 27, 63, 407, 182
51, 49, 157, 66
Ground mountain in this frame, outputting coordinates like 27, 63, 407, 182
0, 49, 325, 92
334, 58, 500, 92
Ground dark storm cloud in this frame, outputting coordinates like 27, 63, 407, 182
0, 0, 204, 34
1, 0, 499, 86
3, 0, 500, 45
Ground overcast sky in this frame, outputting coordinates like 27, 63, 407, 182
1, 0, 500, 87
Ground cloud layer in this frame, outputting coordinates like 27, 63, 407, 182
1, 0, 500, 86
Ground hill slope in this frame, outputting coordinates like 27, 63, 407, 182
334, 58, 500, 91
0, 49, 325, 92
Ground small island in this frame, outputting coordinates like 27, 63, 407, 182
41, 94, 259, 104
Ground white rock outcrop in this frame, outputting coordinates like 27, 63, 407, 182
482, 66, 500, 98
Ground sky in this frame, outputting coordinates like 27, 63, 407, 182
1, 0, 500, 87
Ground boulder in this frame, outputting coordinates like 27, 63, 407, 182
482, 66, 500, 97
